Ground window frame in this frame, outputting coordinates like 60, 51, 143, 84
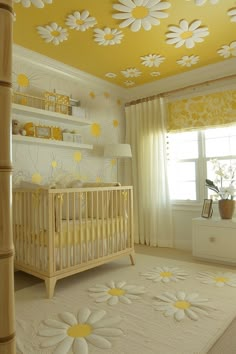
167, 126, 236, 206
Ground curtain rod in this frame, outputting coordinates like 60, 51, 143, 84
125, 74, 236, 107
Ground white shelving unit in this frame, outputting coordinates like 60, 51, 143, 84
12, 135, 93, 150
12, 103, 92, 126
12, 103, 93, 150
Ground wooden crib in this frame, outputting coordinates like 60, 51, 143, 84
12, 184, 135, 298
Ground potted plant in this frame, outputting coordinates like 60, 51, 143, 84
205, 159, 236, 219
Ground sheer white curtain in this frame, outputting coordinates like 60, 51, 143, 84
125, 96, 173, 247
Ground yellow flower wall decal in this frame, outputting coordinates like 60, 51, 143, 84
51, 160, 57, 168
73, 151, 82, 163
31, 173, 42, 184
16, 73, 29, 88
113, 119, 119, 127
89, 91, 95, 99
90, 123, 101, 137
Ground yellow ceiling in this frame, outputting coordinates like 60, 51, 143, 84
13, 0, 236, 88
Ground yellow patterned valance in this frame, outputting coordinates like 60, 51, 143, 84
168, 90, 236, 132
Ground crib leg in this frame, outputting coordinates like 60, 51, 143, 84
129, 252, 135, 265
45, 277, 57, 299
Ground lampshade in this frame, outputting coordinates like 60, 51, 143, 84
104, 144, 132, 158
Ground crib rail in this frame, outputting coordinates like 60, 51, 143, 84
12, 186, 134, 279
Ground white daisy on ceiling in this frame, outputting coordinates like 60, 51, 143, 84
177, 55, 199, 67
65, 10, 97, 31
39, 307, 122, 353
14, 0, 52, 8
112, 0, 171, 32
89, 280, 146, 305
228, 8, 236, 23
154, 291, 212, 321
105, 73, 117, 78
141, 54, 165, 67
194, 0, 219, 5
121, 68, 141, 77
37, 22, 68, 45
142, 266, 188, 283
124, 80, 135, 86
197, 271, 236, 287
94, 28, 124, 46
217, 41, 236, 58
150, 71, 161, 76
166, 19, 209, 49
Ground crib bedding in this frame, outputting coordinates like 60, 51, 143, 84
14, 216, 126, 246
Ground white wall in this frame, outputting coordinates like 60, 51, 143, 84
12, 46, 127, 187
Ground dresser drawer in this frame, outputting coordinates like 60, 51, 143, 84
193, 225, 236, 260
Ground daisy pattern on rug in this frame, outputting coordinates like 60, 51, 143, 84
121, 68, 141, 78
217, 41, 236, 58
228, 8, 236, 23
88, 280, 146, 305
94, 28, 124, 46
37, 22, 68, 45
14, 0, 52, 8
197, 271, 236, 287
154, 291, 212, 321
166, 19, 209, 49
38, 307, 122, 353
141, 54, 165, 67
65, 11, 97, 31
177, 55, 199, 67
112, 0, 171, 32
141, 266, 188, 283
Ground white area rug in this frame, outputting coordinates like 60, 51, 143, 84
15, 254, 236, 354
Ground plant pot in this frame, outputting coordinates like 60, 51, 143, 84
218, 199, 235, 220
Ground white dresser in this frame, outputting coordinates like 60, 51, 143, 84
192, 217, 236, 264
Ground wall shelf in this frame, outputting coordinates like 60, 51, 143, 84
12, 103, 92, 126
12, 135, 93, 150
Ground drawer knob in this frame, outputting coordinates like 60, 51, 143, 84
209, 236, 215, 243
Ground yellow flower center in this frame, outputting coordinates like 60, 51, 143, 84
76, 19, 84, 25
74, 151, 82, 162
51, 160, 57, 168
17, 73, 29, 88
113, 119, 119, 127
132, 6, 148, 19
160, 271, 172, 278
108, 288, 125, 296
67, 324, 92, 338
215, 277, 228, 283
111, 159, 116, 167
174, 300, 190, 309
31, 173, 42, 184
51, 30, 60, 37
91, 123, 101, 137
104, 33, 114, 40
181, 31, 193, 39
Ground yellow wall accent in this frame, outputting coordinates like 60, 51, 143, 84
168, 90, 236, 131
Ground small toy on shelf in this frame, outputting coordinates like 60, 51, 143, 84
12, 119, 20, 135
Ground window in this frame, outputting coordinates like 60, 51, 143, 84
167, 126, 236, 202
